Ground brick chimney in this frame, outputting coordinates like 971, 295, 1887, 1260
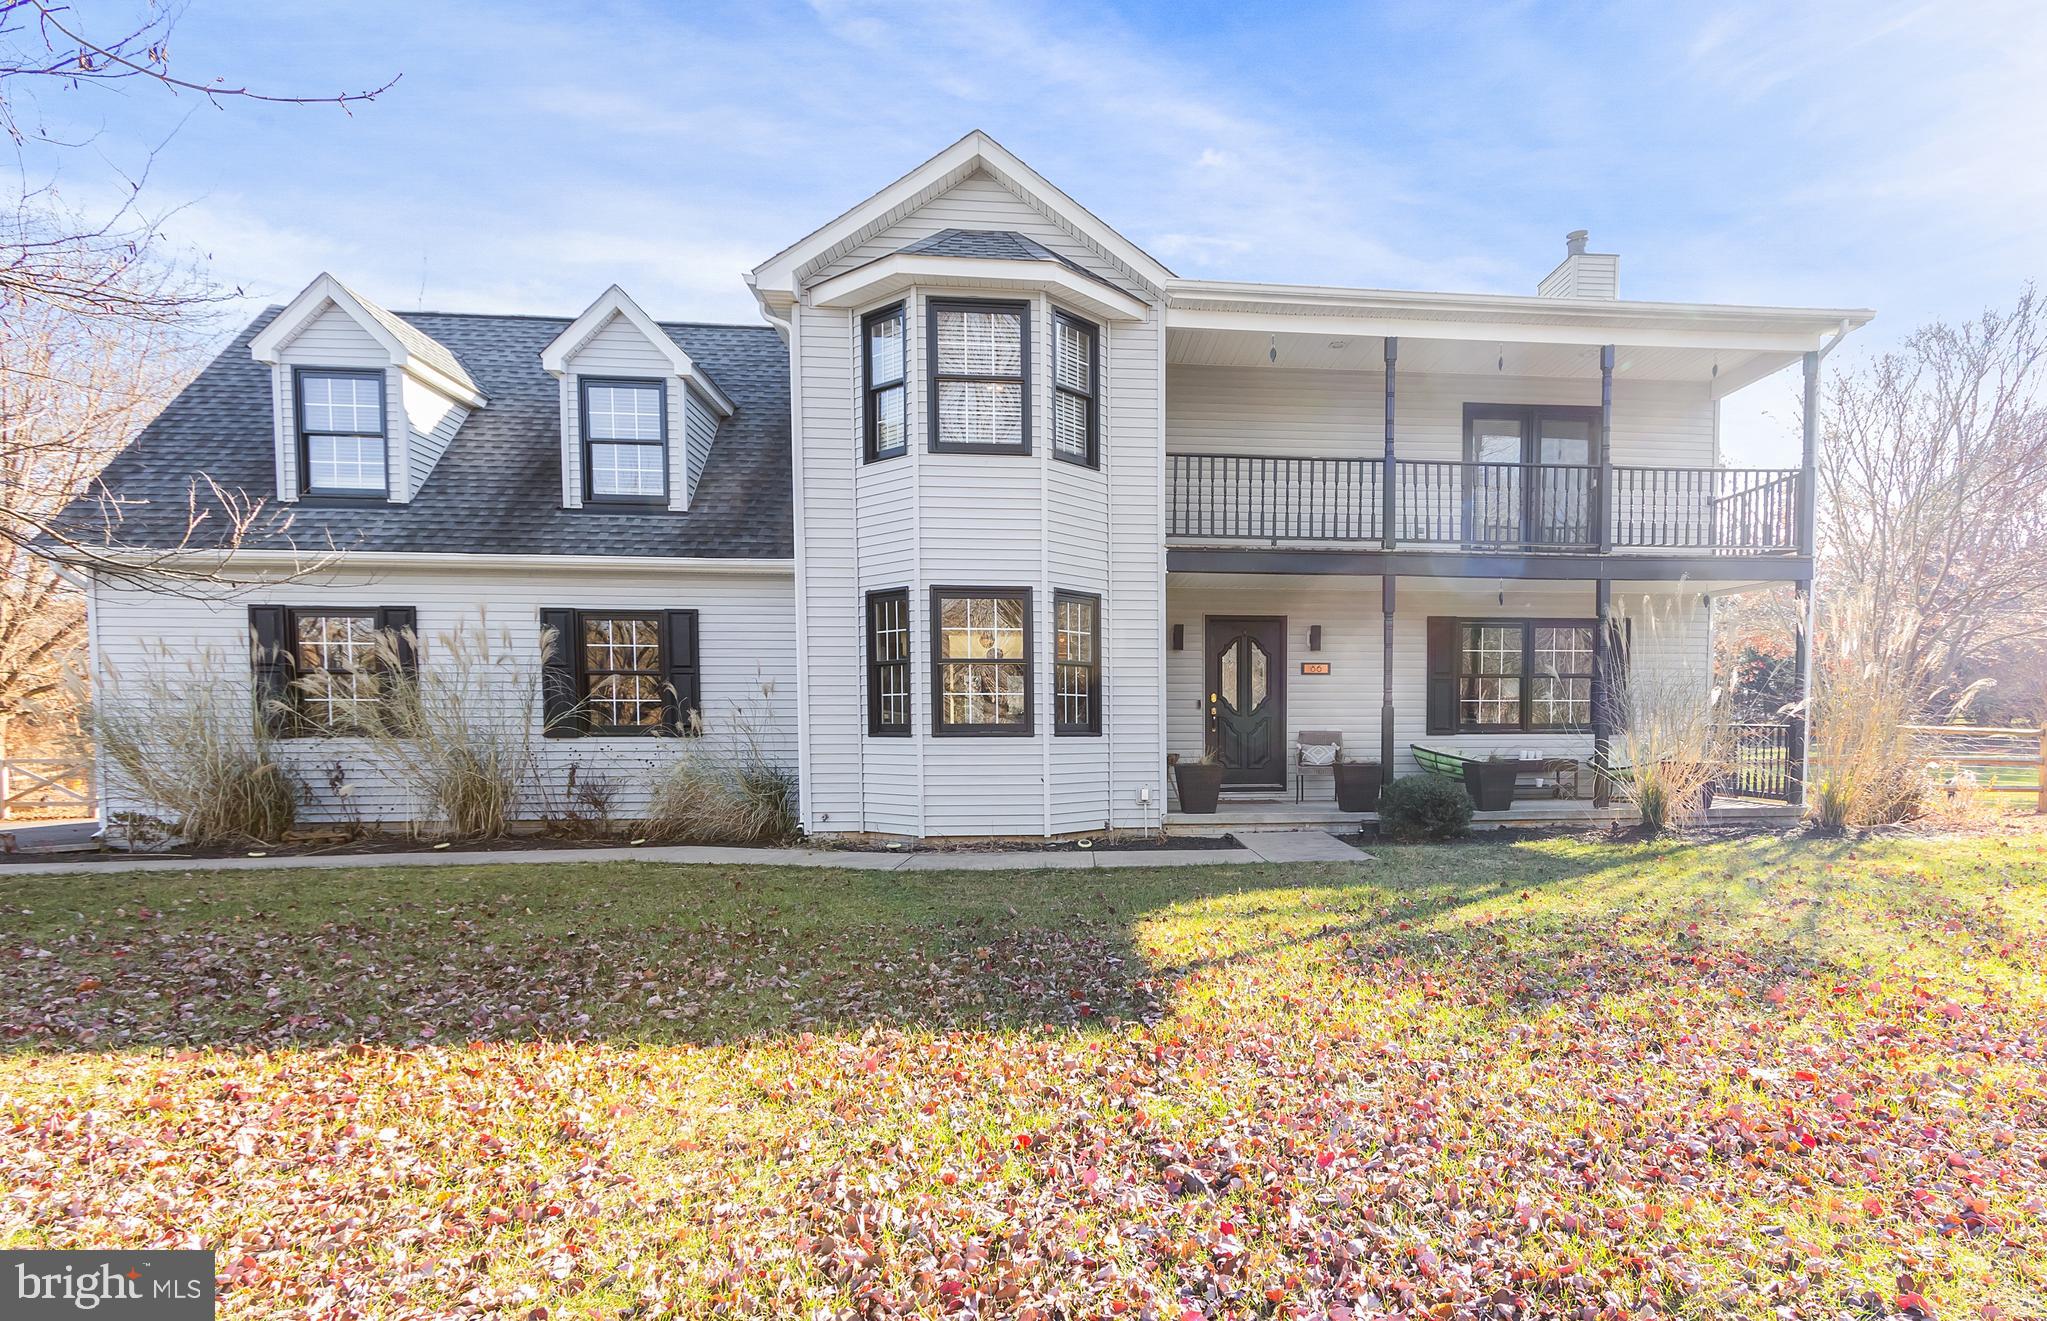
1538, 229, 1619, 299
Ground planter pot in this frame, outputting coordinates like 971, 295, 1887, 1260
1463, 761, 1519, 812
1333, 761, 1383, 813
1175, 762, 1226, 814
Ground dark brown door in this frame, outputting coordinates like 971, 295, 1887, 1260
1205, 617, 1287, 788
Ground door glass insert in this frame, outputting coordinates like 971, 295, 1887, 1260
1247, 639, 1269, 709
1219, 644, 1239, 713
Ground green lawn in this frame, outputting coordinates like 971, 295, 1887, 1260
3, 837, 2044, 1318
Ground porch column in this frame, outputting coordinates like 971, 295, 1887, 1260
1380, 575, 1397, 773
1380, 337, 1398, 549
1597, 345, 1615, 553
1798, 350, 1819, 557
1788, 577, 1814, 808
1592, 577, 1613, 807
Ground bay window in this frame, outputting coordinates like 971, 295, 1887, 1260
863, 303, 907, 461
1051, 310, 1098, 467
929, 299, 1029, 453
931, 587, 1032, 734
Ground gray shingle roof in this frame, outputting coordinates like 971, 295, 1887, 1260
53, 309, 791, 559
335, 279, 481, 397
893, 228, 1123, 292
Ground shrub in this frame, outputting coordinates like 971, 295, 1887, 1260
88, 644, 300, 846
643, 679, 798, 845
1807, 590, 1943, 830
356, 618, 539, 839
1612, 598, 1734, 834
1377, 774, 1472, 841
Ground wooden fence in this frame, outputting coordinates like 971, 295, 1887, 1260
0, 758, 95, 820
1903, 725, 2047, 812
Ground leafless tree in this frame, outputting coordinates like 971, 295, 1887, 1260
1818, 285, 2047, 715
2, 2, 393, 754
0, 0, 397, 145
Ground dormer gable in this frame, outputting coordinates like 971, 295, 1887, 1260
250, 273, 486, 504
541, 286, 734, 512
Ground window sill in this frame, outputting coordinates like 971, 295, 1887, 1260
928, 442, 1032, 457
930, 726, 1036, 738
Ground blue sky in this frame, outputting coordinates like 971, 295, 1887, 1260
16, 0, 2047, 461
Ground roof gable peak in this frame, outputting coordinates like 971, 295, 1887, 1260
748, 130, 1171, 305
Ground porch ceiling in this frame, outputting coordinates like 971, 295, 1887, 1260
1165, 326, 1801, 394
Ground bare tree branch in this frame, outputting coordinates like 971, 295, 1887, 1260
1817, 284, 2047, 717
0, 0, 399, 145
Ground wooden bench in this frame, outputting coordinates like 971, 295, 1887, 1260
1410, 744, 1584, 801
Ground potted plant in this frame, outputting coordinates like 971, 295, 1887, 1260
1174, 750, 1225, 814
1332, 757, 1383, 813
1462, 754, 1519, 812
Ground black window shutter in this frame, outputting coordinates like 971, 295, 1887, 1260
661, 609, 701, 735
375, 606, 418, 676
539, 607, 584, 738
248, 605, 295, 736
1425, 617, 1458, 736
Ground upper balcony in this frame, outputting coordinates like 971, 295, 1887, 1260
1167, 454, 1802, 556
1156, 278, 1867, 575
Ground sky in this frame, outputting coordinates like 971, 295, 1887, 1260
13, 0, 2047, 463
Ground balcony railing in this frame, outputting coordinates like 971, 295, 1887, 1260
1167, 452, 1804, 555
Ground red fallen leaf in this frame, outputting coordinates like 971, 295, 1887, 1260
1896, 1291, 1935, 1316
1863, 1195, 1884, 1216
76, 976, 102, 992
1765, 985, 1790, 1005
939, 1170, 957, 1186
1831, 1093, 1854, 1111
1316, 1150, 1336, 1168
1012, 1133, 1032, 1151
1939, 1001, 1967, 1020
1793, 1069, 1817, 1082
1264, 1287, 1285, 1302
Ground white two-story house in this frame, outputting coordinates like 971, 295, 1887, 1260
59, 132, 1870, 838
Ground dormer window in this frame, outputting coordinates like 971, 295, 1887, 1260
580, 378, 668, 502
296, 369, 388, 497
930, 299, 1029, 453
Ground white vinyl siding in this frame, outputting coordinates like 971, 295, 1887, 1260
793, 169, 1164, 837
1165, 576, 1711, 785
89, 564, 796, 826
809, 170, 1155, 295
1166, 364, 1715, 468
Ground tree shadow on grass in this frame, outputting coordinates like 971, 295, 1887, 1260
0, 834, 1895, 1055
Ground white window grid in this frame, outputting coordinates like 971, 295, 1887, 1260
294, 613, 378, 729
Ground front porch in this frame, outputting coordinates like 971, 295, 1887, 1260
1164, 793, 1801, 832
1165, 569, 1801, 820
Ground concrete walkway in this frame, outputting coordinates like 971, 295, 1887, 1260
1235, 829, 1374, 863
0, 837, 1369, 879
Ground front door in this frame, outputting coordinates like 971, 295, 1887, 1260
1205, 617, 1287, 789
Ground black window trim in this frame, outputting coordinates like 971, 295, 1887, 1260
929, 585, 1035, 737
1459, 402, 1605, 467
1453, 616, 1597, 734
865, 587, 913, 737
862, 301, 908, 464
250, 605, 416, 739
293, 366, 389, 499
571, 608, 667, 736
1050, 307, 1100, 469
1052, 588, 1102, 737
927, 297, 1032, 456
579, 375, 670, 507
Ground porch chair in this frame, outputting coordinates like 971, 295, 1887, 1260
1295, 729, 1342, 803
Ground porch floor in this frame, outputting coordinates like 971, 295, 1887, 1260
1166, 793, 1800, 833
